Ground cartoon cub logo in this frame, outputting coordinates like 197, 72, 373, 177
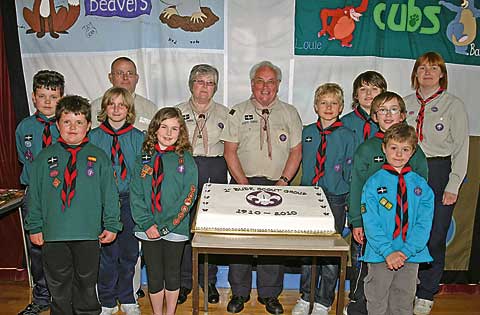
23, 0, 80, 39
440, 0, 480, 55
317, 0, 369, 47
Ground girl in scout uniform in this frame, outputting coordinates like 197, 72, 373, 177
404, 52, 469, 315
130, 107, 198, 315
90, 87, 145, 315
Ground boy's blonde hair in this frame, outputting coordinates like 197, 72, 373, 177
97, 87, 136, 124
383, 122, 418, 151
143, 107, 192, 155
314, 83, 344, 109
352, 71, 387, 108
411, 51, 448, 90
371, 91, 406, 114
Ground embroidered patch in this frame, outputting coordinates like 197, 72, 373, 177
229, 109, 236, 115
141, 165, 153, 177
408, 110, 415, 115
334, 164, 341, 172
431, 106, 438, 112
52, 177, 61, 188
373, 156, 384, 163
244, 114, 254, 121
414, 186, 422, 196
305, 136, 312, 142
346, 158, 352, 165
24, 134, 33, 141
86, 167, 95, 177
142, 154, 151, 164
173, 218, 181, 226
218, 122, 224, 129
160, 227, 170, 235
377, 186, 387, 194
49, 170, 59, 178
379, 197, 393, 210
48, 156, 58, 165
25, 150, 33, 161
435, 123, 444, 131
181, 205, 189, 213
183, 113, 190, 121
87, 156, 97, 162
25, 141, 32, 148
279, 134, 287, 142
360, 204, 366, 214
49, 163, 58, 169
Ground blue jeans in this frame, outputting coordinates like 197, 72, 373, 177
299, 193, 347, 306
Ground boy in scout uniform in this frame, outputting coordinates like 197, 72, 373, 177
347, 92, 428, 315
176, 64, 229, 305
360, 123, 434, 315
15, 70, 64, 315
221, 61, 302, 314
25, 95, 122, 315
293, 83, 356, 315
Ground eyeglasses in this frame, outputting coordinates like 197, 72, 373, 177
112, 71, 136, 78
376, 108, 402, 116
253, 78, 277, 88
193, 79, 216, 87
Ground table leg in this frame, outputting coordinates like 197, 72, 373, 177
18, 207, 32, 288
310, 256, 317, 314
336, 253, 347, 315
192, 247, 199, 315
204, 254, 209, 312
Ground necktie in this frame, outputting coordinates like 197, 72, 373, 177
192, 113, 209, 155
415, 87, 445, 142
312, 119, 343, 185
353, 107, 372, 141
382, 163, 412, 241
99, 121, 134, 180
35, 112, 56, 148
151, 143, 175, 214
58, 137, 89, 211
259, 108, 272, 160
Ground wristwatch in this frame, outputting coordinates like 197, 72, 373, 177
279, 175, 289, 183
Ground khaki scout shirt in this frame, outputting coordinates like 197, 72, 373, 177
405, 91, 469, 194
177, 100, 229, 157
220, 98, 302, 180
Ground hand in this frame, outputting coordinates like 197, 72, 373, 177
275, 180, 288, 186
145, 224, 161, 239
442, 191, 458, 205
98, 230, 117, 244
352, 227, 364, 244
385, 251, 407, 270
30, 232, 44, 246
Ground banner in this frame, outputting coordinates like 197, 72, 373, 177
295, 0, 480, 65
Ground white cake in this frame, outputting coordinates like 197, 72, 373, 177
193, 183, 336, 235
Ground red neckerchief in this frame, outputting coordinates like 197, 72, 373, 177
312, 119, 343, 185
151, 143, 175, 213
99, 121, 134, 180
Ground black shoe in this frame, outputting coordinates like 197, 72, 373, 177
207, 283, 220, 304
227, 295, 250, 313
257, 296, 284, 314
18, 303, 50, 315
136, 288, 145, 299
177, 287, 191, 304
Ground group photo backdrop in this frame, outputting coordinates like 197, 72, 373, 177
11, 0, 480, 277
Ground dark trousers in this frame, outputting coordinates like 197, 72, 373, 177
98, 193, 139, 307
42, 240, 101, 315
417, 158, 455, 301
346, 240, 368, 315
22, 189, 51, 306
300, 193, 347, 306
227, 176, 284, 298
180, 156, 227, 289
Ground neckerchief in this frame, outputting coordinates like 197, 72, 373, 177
99, 120, 134, 180
58, 137, 89, 211
151, 143, 175, 213
374, 131, 384, 139
415, 87, 445, 142
353, 107, 372, 141
35, 112, 56, 148
382, 163, 412, 241
312, 119, 343, 185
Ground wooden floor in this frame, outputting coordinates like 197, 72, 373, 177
3, 281, 480, 314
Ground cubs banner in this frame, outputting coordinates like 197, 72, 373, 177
295, 0, 480, 65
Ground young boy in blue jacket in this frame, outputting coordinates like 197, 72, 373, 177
361, 123, 434, 315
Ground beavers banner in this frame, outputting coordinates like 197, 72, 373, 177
295, 0, 480, 65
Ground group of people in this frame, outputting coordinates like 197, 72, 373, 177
15, 52, 469, 315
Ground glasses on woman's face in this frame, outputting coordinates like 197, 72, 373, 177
376, 107, 402, 116
193, 79, 216, 87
